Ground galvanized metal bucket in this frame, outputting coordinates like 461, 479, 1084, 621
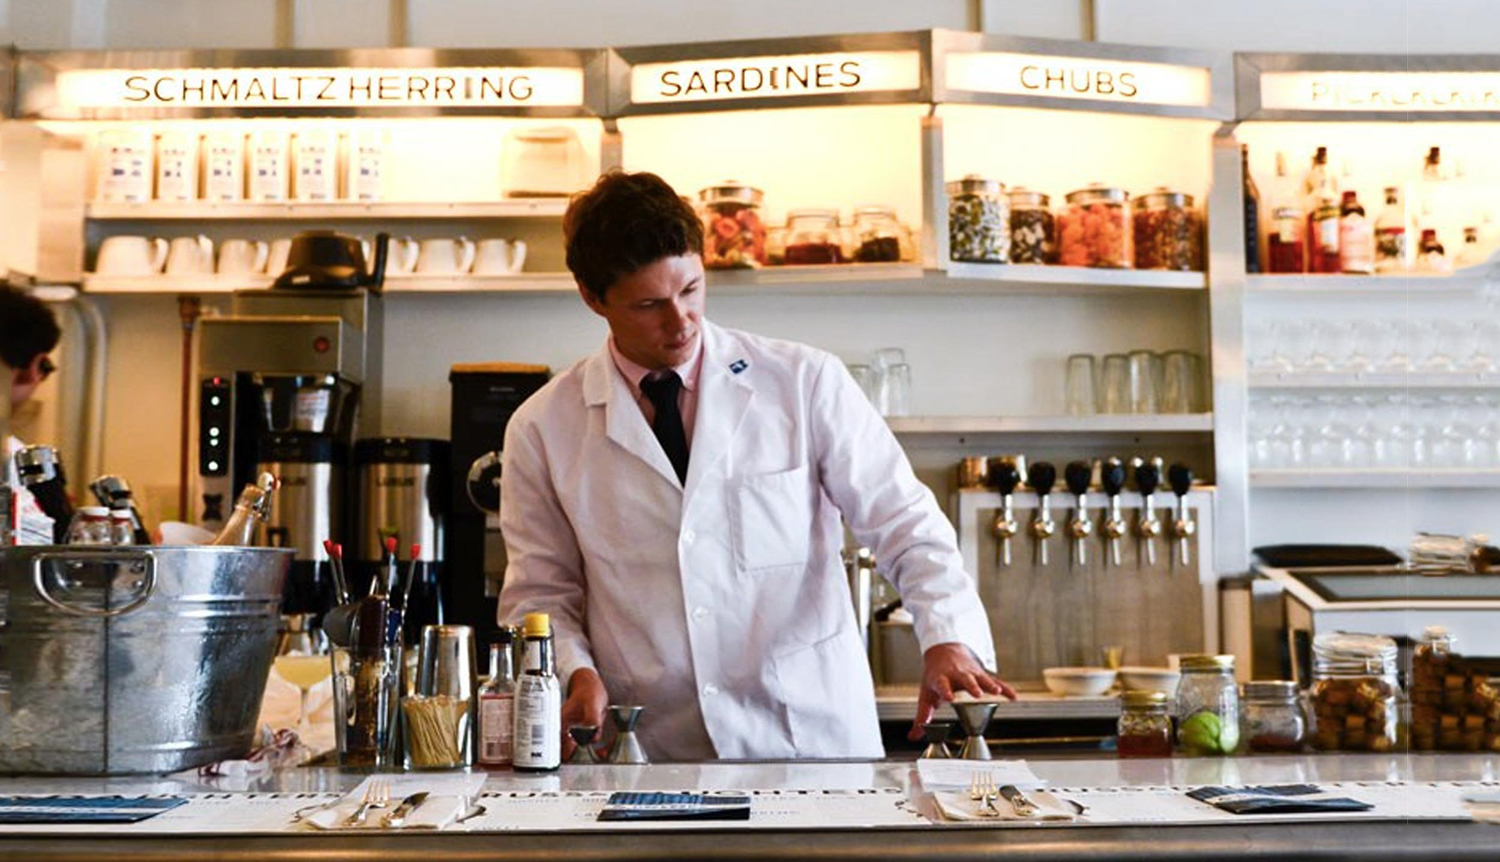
0, 545, 290, 774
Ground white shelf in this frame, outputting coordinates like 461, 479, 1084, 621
947, 262, 1206, 293
83, 274, 269, 294
84, 199, 570, 220
886, 414, 1213, 435
1246, 273, 1480, 296
1251, 469, 1500, 489
385, 274, 576, 293
1248, 371, 1500, 389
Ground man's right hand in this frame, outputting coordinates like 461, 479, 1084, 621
560, 667, 609, 759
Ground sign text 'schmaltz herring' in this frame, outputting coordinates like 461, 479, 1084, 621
945, 52, 1211, 108
53, 67, 586, 109
1260, 71, 1500, 112
629, 51, 921, 105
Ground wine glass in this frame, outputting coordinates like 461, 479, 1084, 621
274, 652, 333, 736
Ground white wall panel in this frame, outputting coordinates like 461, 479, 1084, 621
100, 0, 278, 49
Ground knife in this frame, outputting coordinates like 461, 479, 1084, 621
998, 785, 1039, 817
381, 792, 430, 828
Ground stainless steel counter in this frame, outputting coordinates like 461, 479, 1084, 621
1, 754, 1498, 861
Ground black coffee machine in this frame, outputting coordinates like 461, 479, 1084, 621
446, 363, 549, 645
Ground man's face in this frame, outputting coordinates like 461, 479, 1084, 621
10, 354, 50, 410
582, 253, 705, 371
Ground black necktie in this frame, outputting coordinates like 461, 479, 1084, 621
640, 371, 689, 484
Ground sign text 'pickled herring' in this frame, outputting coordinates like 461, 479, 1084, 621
53, 67, 586, 109
1260, 71, 1500, 112
629, 51, 922, 105
945, 52, 1211, 108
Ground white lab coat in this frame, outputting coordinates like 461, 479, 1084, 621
497, 321, 995, 761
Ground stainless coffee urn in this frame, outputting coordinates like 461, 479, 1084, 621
355, 436, 449, 644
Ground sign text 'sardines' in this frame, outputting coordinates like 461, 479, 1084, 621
1259, 71, 1500, 112
945, 52, 1211, 108
629, 51, 921, 105
54, 67, 586, 109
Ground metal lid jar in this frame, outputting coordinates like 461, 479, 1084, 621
1008, 187, 1054, 264
1410, 626, 1457, 752
1118, 690, 1172, 758
698, 180, 765, 270
1059, 184, 1131, 268
1309, 632, 1401, 752
783, 208, 846, 265
1175, 654, 1239, 756
1133, 187, 1200, 271
851, 205, 914, 263
1241, 680, 1306, 753
947, 175, 1009, 263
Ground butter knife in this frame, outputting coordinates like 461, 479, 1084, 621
381, 792, 430, 828
998, 785, 1039, 817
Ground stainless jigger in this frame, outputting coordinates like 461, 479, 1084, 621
568, 725, 600, 764
951, 702, 998, 760
606, 705, 649, 764
921, 721, 955, 759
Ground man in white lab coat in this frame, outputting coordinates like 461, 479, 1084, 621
2, 285, 63, 540
498, 172, 1010, 761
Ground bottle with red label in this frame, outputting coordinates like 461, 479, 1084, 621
1374, 187, 1408, 274
1302, 147, 1341, 273
1338, 191, 1373, 274
478, 629, 516, 767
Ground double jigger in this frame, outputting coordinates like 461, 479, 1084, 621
567, 705, 649, 765
922, 701, 999, 760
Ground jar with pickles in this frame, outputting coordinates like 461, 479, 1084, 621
1175, 654, 1239, 756
1008, 188, 1054, 264
947, 175, 1009, 263
1133, 188, 1200, 271
850, 205, 914, 263
699, 181, 766, 269
1309, 632, 1401, 753
783, 208, 846, 264
1059, 184, 1131, 268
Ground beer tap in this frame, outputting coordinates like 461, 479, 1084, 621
1100, 458, 1128, 567
1064, 461, 1093, 567
1133, 460, 1163, 567
989, 456, 1024, 568
1026, 461, 1057, 566
1168, 463, 1196, 566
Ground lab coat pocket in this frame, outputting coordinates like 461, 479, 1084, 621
730, 465, 812, 573
773, 629, 881, 758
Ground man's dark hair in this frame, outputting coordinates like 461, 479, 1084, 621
564, 170, 704, 300
0, 285, 61, 370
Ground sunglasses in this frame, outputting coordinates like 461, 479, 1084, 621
38, 357, 56, 380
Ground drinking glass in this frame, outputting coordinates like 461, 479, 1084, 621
1246, 320, 1279, 372
1128, 350, 1160, 414
1469, 320, 1500, 373
1065, 354, 1097, 416
1273, 319, 1312, 373
1376, 320, 1413, 374
847, 363, 878, 405
1304, 321, 1342, 373
872, 347, 906, 373
274, 652, 333, 737
331, 643, 402, 769
1161, 350, 1200, 413
1423, 321, 1464, 373
1099, 354, 1131, 414
1374, 394, 1414, 469
878, 363, 912, 417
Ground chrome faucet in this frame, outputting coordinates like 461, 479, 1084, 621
989, 456, 1025, 569
1132, 460, 1163, 567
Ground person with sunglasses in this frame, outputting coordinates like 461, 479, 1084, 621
2, 284, 63, 541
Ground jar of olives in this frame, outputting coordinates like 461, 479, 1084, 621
1059, 184, 1131, 268
947, 175, 1009, 263
1008, 187, 1054, 264
1309, 632, 1401, 753
1133, 187, 1200, 271
699, 181, 765, 269
1175, 654, 1239, 756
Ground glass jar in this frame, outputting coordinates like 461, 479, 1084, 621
1133, 187, 1200, 271
1059, 184, 1131, 268
1008, 188, 1054, 264
850, 205, 914, 263
65, 506, 115, 545
1118, 690, 1173, 758
1309, 632, 1401, 753
1268, 205, 1307, 273
698, 181, 766, 270
1175, 654, 1239, 756
1410, 625, 1456, 752
783, 208, 846, 265
1241, 680, 1306, 753
947, 175, 1009, 263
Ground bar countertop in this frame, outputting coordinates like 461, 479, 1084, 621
1, 754, 1498, 861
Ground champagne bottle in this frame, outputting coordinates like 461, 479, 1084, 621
209, 472, 277, 546
512, 613, 561, 772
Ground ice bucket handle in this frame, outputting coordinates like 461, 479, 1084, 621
30, 549, 159, 618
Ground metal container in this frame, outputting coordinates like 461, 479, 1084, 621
0, 545, 290, 774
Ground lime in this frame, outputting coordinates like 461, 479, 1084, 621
1180, 711, 1226, 754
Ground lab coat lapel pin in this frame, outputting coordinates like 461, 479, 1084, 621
729, 359, 748, 374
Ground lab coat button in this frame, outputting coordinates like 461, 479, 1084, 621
703, 683, 720, 696
692, 606, 710, 621
682, 529, 696, 544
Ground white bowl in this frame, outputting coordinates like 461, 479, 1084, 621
1042, 667, 1118, 697
1118, 666, 1181, 695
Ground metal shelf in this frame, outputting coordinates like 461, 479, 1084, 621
886, 414, 1214, 435
1250, 469, 1500, 489
1248, 372, 1500, 389
947, 262, 1206, 293
1245, 273, 1481, 296
84, 199, 571, 220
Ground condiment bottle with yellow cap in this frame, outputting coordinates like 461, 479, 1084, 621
512, 612, 561, 772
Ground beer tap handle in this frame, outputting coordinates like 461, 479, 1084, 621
1100, 458, 1126, 566
990, 459, 1023, 568
1168, 463, 1195, 566
1064, 461, 1092, 567
1134, 462, 1161, 566
1026, 461, 1057, 566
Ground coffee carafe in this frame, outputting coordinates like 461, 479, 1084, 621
355, 437, 450, 644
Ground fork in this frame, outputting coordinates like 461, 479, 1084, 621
968, 772, 1000, 817
343, 780, 391, 827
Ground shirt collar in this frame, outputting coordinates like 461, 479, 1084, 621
608, 331, 704, 399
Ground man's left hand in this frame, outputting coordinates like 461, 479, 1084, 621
907, 642, 1016, 742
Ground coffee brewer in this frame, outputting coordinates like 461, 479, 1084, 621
354, 436, 450, 644
194, 287, 382, 617
446, 363, 550, 645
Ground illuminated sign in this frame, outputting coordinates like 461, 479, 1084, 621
946, 52, 1211, 107
630, 51, 921, 104
54, 66, 585, 109
1260, 71, 1500, 111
